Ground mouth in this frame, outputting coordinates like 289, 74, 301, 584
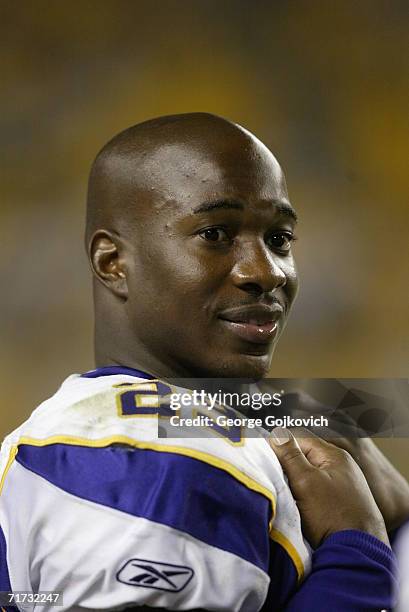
218, 305, 282, 345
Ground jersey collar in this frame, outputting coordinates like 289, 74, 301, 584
81, 365, 154, 379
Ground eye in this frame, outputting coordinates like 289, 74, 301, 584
198, 227, 230, 243
266, 231, 295, 252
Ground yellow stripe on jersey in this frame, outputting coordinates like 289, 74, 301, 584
270, 526, 305, 582
0, 445, 18, 495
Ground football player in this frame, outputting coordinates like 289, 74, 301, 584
0, 113, 405, 610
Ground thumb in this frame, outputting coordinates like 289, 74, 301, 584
269, 427, 313, 482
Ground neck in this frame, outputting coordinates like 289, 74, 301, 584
95, 348, 254, 404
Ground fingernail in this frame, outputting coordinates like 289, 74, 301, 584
270, 427, 292, 445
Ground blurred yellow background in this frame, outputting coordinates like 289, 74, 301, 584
1, 1, 408, 472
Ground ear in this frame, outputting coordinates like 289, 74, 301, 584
88, 230, 128, 299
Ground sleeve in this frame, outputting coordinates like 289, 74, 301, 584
392, 519, 409, 611
280, 530, 398, 612
0, 441, 273, 612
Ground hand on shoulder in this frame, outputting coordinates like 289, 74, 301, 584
269, 427, 389, 549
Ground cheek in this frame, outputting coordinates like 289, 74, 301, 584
133, 240, 223, 313
283, 259, 299, 303
153, 237, 226, 293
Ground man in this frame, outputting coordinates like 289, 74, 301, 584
0, 113, 403, 610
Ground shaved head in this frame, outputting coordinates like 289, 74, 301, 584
86, 113, 298, 379
86, 113, 285, 243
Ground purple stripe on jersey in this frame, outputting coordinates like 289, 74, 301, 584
16, 443, 272, 572
261, 539, 299, 609
0, 525, 11, 590
0, 524, 19, 610
81, 366, 154, 379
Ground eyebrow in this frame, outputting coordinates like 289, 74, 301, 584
192, 199, 298, 222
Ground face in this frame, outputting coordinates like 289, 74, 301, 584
121, 134, 299, 379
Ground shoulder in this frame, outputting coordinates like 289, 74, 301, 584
0, 372, 311, 607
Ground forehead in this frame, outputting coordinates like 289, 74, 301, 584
135, 136, 289, 216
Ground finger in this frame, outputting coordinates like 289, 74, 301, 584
291, 429, 343, 468
269, 427, 313, 481
288, 425, 332, 445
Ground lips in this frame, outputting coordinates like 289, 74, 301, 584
218, 305, 282, 344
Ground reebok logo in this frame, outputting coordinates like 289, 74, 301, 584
117, 558, 194, 592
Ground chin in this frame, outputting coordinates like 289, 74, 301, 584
211, 352, 273, 380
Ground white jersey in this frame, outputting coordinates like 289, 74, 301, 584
0, 367, 311, 611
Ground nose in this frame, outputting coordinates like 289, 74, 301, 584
230, 240, 287, 297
